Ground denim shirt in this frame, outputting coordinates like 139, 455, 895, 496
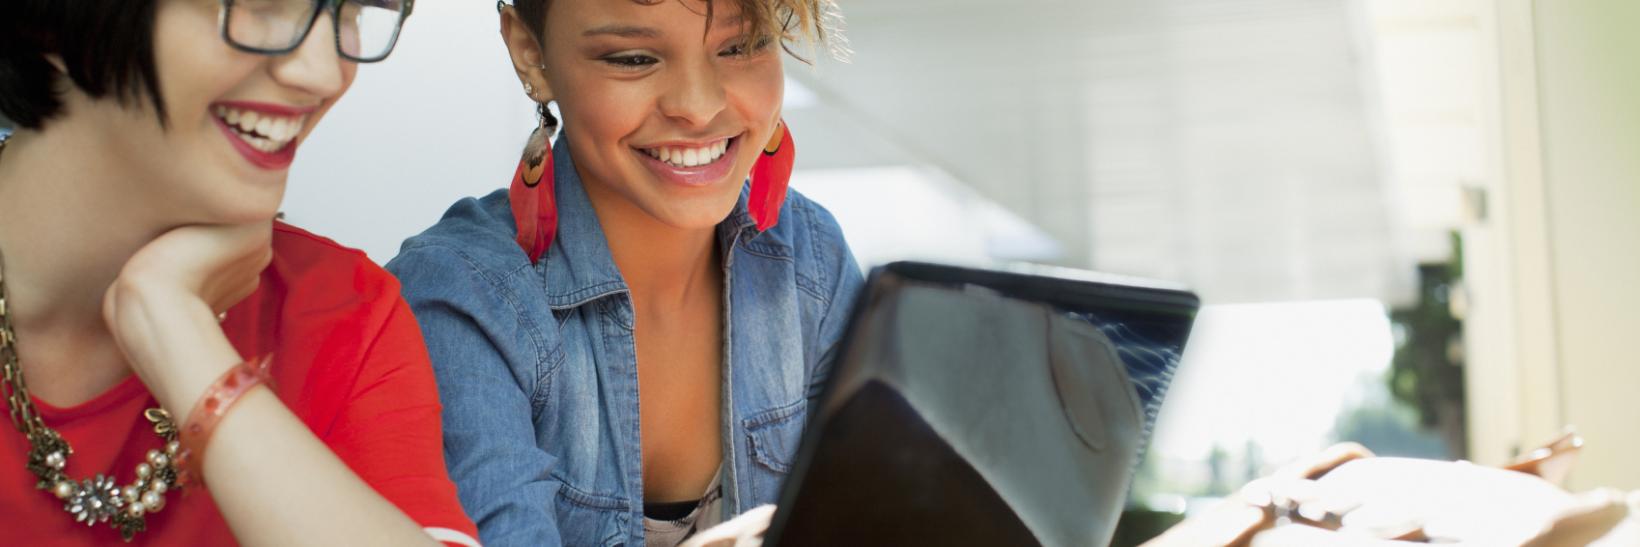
386, 137, 864, 547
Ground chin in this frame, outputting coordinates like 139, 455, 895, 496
648, 198, 741, 231
612, 164, 748, 229
201, 189, 284, 225
655, 210, 731, 231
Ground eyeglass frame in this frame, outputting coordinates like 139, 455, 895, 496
217, 0, 417, 64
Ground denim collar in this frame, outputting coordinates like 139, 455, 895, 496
541, 135, 783, 310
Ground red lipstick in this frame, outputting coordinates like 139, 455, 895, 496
210, 101, 314, 171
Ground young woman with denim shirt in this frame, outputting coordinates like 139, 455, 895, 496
386, 0, 858, 545
0, 1, 478, 544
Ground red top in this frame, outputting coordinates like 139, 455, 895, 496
0, 223, 480, 546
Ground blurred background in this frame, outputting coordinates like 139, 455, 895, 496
5, 0, 1628, 543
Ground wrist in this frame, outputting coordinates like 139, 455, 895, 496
106, 281, 241, 414
152, 341, 241, 422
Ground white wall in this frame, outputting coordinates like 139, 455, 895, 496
1531, 0, 1640, 491
282, 1, 537, 262
796, 0, 1413, 305
1469, 0, 1640, 490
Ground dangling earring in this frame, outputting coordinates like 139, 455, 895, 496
510, 101, 558, 263
749, 119, 794, 231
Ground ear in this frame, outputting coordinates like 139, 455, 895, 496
499, 6, 555, 101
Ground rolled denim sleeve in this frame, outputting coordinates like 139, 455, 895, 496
388, 246, 565, 547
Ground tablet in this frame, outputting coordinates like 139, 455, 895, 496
764, 262, 1199, 547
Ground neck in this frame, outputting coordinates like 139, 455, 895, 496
0, 126, 173, 338
581, 182, 720, 310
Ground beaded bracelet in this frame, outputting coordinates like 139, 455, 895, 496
175, 354, 274, 487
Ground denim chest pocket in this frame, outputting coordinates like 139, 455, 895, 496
742, 399, 808, 501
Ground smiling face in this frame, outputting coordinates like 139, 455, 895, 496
68, 0, 356, 225
510, 0, 786, 231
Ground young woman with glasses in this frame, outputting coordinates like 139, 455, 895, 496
386, 0, 856, 545
0, 1, 478, 545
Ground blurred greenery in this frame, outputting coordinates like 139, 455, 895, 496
1385, 232, 1467, 458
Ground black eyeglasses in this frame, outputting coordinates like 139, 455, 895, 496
220, 0, 415, 63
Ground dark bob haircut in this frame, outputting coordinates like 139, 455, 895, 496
0, 0, 166, 129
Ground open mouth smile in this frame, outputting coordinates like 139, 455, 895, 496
210, 101, 313, 170
633, 136, 741, 188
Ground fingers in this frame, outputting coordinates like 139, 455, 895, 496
1522, 489, 1632, 547
1250, 525, 1428, 547
1504, 432, 1583, 485
1143, 445, 1380, 547
1137, 501, 1266, 547
1336, 498, 1426, 540
680, 505, 776, 547
1275, 442, 1375, 480
102, 222, 273, 373
130, 223, 273, 313
1239, 443, 1377, 512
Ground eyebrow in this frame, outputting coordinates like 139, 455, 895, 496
581, 14, 748, 39
583, 25, 661, 39
714, 14, 746, 29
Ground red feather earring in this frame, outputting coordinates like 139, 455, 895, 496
510, 101, 558, 264
749, 120, 794, 231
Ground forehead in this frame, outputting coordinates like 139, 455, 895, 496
547, 0, 749, 37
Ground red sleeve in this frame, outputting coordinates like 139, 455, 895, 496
320, 296, 481, 547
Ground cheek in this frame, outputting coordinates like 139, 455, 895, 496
727, 58, 785, 131
152, 3, 252, 122
749, 55, 786, 106
725, 58, 785, 166
561, 80, 649, 148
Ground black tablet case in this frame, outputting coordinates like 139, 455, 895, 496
765, 262, 1198, 547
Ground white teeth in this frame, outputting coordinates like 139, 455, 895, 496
272, 119, 291, 141
644, 139, 730, 168
213, 105, 307, 153
250, 135, 278, 152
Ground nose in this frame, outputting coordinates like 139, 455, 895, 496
656, 58, 728, 129
268, 11, 348, 99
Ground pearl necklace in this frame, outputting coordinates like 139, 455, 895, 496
0, 138, 182, 542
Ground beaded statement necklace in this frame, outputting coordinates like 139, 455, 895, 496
0, 137, 183, 541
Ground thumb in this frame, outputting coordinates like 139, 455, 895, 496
1522, 489, 1631, 547
1252, 525, 1428, 547
680, 505, 776, 547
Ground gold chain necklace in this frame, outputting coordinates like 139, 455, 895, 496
0, 137, 182, 541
